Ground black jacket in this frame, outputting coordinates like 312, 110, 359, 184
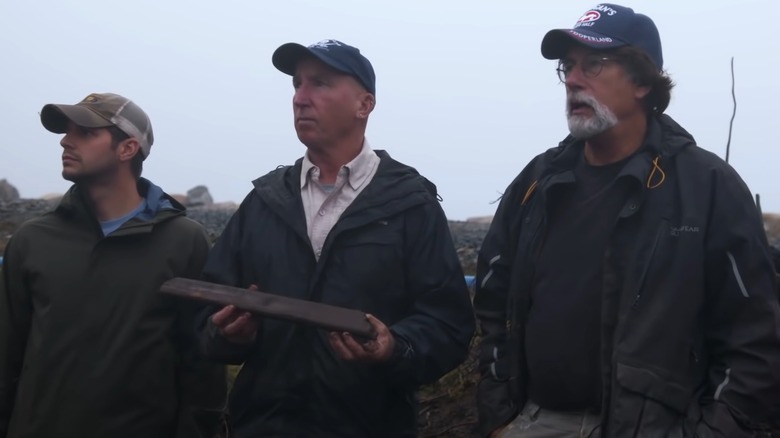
198, 150, 475, 437
474, 115, 780, 437
0, 180, 227, 438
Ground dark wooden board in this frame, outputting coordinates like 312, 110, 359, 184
160, 277, 375, 339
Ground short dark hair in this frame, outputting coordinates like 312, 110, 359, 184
108, 125, 143, 179
612, 45, 675, 114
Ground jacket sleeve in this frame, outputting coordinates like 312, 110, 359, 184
382, 198, 476, 387
174, 223, 228, 438
0, 235, 33, 437
696, 165, 780, 436
473, 176, 526, 437
196, 195, 257, 364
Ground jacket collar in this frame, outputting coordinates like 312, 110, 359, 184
252, 150, 437, 228
300, 139, 380, 192
56, 178, 183, 235
543, 114, 696, 187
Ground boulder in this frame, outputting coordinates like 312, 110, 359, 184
185, 185, 214, 207
0, 179, 20, 203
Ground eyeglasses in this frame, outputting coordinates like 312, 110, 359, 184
556, 54, 619, 82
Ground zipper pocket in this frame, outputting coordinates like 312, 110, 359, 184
632, 219, 668, 309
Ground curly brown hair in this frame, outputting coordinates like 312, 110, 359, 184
611, 45, 675, 114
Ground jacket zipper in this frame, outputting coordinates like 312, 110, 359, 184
631, 220, 667, 309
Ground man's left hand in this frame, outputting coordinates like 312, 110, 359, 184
329, 314, 395, 363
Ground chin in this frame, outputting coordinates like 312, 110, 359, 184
62, 169, 92, 184
568, 116, 615, 140
296, 133, 320, 147
61, 170, 77, 182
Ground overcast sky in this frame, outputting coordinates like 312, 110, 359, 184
2, 1, 777, 220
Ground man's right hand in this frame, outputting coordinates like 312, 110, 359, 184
210, 285, 261, 344
210, 305, 259, 344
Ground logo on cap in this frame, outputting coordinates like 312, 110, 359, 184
83, 94, 100, 103
309, 39, 343, 51
578, 11, 600, 23
569, 30, 613, 44
575, 10, 601, 28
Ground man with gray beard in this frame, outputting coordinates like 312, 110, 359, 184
474, 3, 780, 437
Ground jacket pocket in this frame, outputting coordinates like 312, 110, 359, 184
333, 228, 402, 272
325, 227, 405, 312
335, 224, 400, 251
611, 362, 691, 438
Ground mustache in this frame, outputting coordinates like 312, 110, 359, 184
566, 90, 619, 139
567, 92, 602, 111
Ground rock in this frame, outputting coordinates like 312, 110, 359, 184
764, 213, 780, 249
170, 194, 188, 206
211, 201, 238, 210
465, 215, 493, 224
448, 221, 491, 275
40, 193, 63, 203
0, 179, 20, 203
0, 198, 57, 252
186, 204, 238, 242
185, 185, 213, 207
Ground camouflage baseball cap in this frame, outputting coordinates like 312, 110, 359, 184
40, 92, 155, 159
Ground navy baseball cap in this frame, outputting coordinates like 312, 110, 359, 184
541, 4, 663, 70
272, 39, 376, 95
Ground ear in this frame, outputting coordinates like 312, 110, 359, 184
356, 92, 376, 119
635, 84, 651, 100
116, 138, 142, 163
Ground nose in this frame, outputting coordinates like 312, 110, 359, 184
564, 65, 586, 92
60, 133, 74, 150
60, 122, 78, 149
293, 84, 310, 108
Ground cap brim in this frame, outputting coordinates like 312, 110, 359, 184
40, 104, 112, 133
272, 43, 314, 75
271, 42, 355, 78
541, 29, 626, 60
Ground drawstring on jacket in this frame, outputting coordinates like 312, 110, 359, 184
647, 155, 666, 189
521, 154, 666, 206
521, 180, 539, 206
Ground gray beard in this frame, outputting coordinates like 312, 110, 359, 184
566, 92, 618, 139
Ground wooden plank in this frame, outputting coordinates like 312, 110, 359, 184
160, 277, 375, 339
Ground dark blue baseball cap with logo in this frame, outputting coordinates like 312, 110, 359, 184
541, 3, 663, 70
272, 39, 376, 95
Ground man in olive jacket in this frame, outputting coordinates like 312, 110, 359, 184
0, 93, 226, 438
474, 4, 780, 438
